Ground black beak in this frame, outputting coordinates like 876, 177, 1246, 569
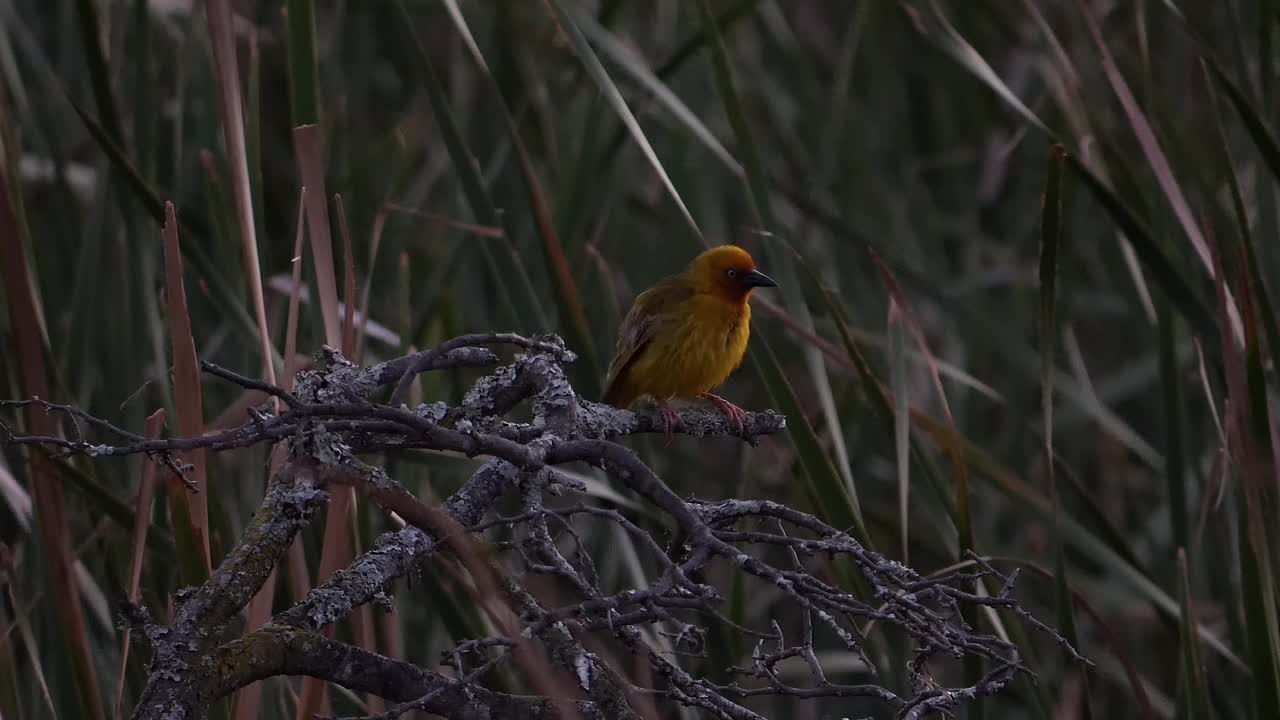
742, 269, 777, 288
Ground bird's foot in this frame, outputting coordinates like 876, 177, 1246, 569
699, 392, 747, 436
658, 401, 684, 446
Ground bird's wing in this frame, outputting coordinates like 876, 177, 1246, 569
602, 275, 691, 405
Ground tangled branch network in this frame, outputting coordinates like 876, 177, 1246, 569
0, 333, 1087, 719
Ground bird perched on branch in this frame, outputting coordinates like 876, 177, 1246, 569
602, 244, 776, 438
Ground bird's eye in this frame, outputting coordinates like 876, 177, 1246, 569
727, 269, 738, 279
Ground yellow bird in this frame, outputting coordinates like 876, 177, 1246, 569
602, 244, 776, 436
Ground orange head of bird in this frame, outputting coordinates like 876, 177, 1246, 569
685, 245, 777, 301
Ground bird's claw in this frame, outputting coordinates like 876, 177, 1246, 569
699, 393, 747, 436
658, 403, 683, 446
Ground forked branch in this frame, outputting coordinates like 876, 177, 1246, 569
1, 332, 1086, 720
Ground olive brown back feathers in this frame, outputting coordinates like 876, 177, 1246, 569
601, 276, 691, 406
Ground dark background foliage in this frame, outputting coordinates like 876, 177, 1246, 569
1, 0, 1278, 718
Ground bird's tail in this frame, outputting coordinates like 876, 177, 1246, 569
601, 378, 630, 407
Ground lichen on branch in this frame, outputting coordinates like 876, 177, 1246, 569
0, 332, 1086, 720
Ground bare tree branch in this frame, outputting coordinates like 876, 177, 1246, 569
2, 333, 1086, 720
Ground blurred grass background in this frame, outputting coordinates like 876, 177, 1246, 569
2, 0, 1280, 718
